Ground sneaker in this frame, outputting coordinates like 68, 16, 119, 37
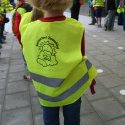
0, 39, 6, 44
3, 36, 6, 40
97, 25, 102, 28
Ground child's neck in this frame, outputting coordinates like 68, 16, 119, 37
44, 10, 64, 18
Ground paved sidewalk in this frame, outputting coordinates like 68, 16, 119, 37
0, 12, 125, 125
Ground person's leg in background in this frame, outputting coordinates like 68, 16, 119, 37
71, 0, 80, 20
96, 7, 103, 28
63, 98, 81, 125
0, 25, 4, 44
109, 10, 116, 31
106, 10, 116, 30
42, 106, 60, 125
123, 13, 125, 31
89, 7, 96, 25
104, 12, 109, 30
0, 26, 2, 49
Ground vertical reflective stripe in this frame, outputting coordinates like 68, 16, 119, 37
37, 73, 89, 102
86, 59, 92, 69
30, 73, 64, 87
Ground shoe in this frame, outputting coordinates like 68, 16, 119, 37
3, 36, 6, 40
89, 23, 95, 25
97, 25, 102, 28
0, 39, 6, 44
3, 31, 8, 35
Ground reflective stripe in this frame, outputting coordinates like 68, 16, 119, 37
30, 59, 92, 87
37, 73, 89, 102
30, 73, 64, 87
86, 59, 92, 69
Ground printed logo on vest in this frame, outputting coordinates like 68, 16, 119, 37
36, 36, 59, 67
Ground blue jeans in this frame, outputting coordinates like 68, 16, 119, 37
42, 98, 81, 125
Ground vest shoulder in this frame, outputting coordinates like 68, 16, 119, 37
65, 18, 85, 29
22, 11, 32, 19
20, 12, 32, 32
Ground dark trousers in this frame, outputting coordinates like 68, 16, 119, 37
71, 0, 80, 20
104, 10, 116, 30
42, 98, 81, 125
90, 7, 96, 23
123, 14, 125, 31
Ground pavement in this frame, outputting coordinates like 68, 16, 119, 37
0, 7, 125, 125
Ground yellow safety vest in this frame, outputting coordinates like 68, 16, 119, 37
1, 0, 13, 12
20, 14, 98, 107
93, 0, 104, 7
117, 5, 125, 14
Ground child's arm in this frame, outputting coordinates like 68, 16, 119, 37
81, 32, 96, 95
13, 12, 22, 45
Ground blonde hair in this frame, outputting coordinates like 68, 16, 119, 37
31, 8, 44, 21
28, 0, 72, 11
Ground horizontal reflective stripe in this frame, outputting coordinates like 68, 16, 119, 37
30, 59, 92, 88
30, 73, 64, 87
37, 73, 89, 102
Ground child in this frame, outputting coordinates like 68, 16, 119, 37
12, 0, 32, 80
93, 0, 105, 27
19, 0, 98, 125
12, 0, 32, 44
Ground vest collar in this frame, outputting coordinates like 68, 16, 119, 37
40, 16, 66, 22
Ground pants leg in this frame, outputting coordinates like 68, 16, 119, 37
0, 26, 2, 43
63, 98, 81, 125
123, 14, 125, 31
42, 106, 60, 125
107, 10, 116, 30
90, 8, 96, 23
71, 2, 80, 20
104, 14, 109, 28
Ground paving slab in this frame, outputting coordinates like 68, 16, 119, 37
7, 71, 26, 82
101, 59, 124, 69
91, 98, 125, 121
85, 84, 112, 101
110, 84, 125, 104
0, 79, 6, 90
97, 74, 125, 88
0, 90, 5, 105
9, 64, 25, 73
81, 112, 104, 125
6, 80, 29, 94
111, 66, 125, 78
31, 97, 42, 115
30, 84, 38, 97
1, 107, 33, 125
34, 114, 44, 125
4, 92, 30, 110
0, 70, 8, 79
105, 117, 125, 125
80, 96, 94, 115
